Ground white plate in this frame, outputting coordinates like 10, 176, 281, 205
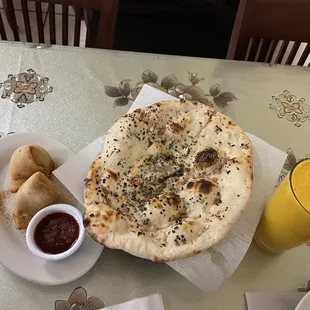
0, 133, 103, 285
296, 291, 310, 310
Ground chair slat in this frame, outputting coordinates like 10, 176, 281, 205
286, 41, 301, 65
254, 38, 263, 62
7, 0, 20, 41
62, 5, 69, 45
257, 39, 271, 62
247, 37, 260, 61
85, 9, 93, 47
21, 0, 33, 42
275, 40, 289, 64
74, 7, 82, 46
227, 0, 310, 66
0, 11, 7, 40
89, 10, 100, 47
297, 43, 310, 66
96, 0, 119, 48
49, 4, 56, 44
3, 0, 118, 49
35, 2, 45, 43
266, 40, 277, 63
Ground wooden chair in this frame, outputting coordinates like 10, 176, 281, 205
227, 0, 310, 66
0, 0, 119, 48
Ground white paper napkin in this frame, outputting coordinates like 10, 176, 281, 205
53, 84, 287, 292
101, 294, 165, 310
245, 292, 307, 310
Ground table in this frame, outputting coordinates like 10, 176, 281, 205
0, 41, 310, 310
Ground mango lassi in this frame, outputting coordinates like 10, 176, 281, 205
255, 159, 310, 253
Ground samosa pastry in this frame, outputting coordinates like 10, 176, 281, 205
10, 145, 55, 193
13, 172, 69, 229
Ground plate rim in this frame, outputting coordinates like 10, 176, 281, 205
296, 291, 310, 310
0, 132, 74, 152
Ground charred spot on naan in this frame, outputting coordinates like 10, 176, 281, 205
106, 169, 119, 181
186, 179, 216, 195
195, 147, 219, 168
167, 121, 185, 133
101, 209, 116, 223
197, 179, 216, 195
181, 178, 220, 219
186, 178, 218, 196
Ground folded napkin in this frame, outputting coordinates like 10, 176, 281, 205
53, 84, 287, 291
102, 294, 165, 310
245, 292, 307, 310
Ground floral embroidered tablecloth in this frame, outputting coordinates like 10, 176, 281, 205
0, 42, 310, 310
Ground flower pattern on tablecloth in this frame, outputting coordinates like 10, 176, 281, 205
104, 70, 237, 112
55, 287, 105, 310
276, 147, 310, 188
0, 69, 53, 108
0, 132, 15, 139
270, 90, 309, 127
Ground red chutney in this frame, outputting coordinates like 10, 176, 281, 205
34, 212, 79, 254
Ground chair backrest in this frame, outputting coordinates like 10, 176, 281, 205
227, 0, 310, 66
0, 0, 119, 48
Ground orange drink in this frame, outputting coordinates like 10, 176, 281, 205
255, 159, 310, 253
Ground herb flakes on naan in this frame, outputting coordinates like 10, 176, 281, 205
84, 100, 253, 262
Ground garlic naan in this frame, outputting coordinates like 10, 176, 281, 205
84, 100, 253, 262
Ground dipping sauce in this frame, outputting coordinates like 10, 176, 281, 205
34, 212, 79, 254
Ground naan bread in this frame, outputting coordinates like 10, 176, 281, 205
10, 145, 55, 193
13, 172, 69, 229
84, 100, 253, 261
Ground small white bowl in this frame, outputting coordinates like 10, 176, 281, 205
26, 204, 85, 261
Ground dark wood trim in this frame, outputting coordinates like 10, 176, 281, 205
247, 37, 260, 61
275, 40, 289, 64
96, 0, 119, 49
0, 11, 7, 40
49, 4, 56, 44
35, 2, 45, 43
227, 0, 310, 63
85, 9, 92, 47
6, 0, 20, 41
226, 0, 247, 59
31, 0, 102, 9
74, 7, 82, 46
266, 39, 277, 63
286, 41, 300, 65
257, 39, 271, 62
297, 43, 310, 66
62, 5, 69, 45
21, 0, 33, 42
1, 0, 119, 49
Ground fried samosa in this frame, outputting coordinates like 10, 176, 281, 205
13, 172, 69, 229
10, 145, 55, 193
